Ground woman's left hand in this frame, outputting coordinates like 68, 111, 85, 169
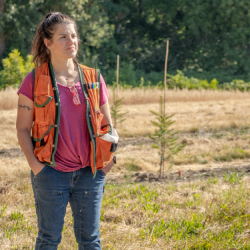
101, 159, 115, 175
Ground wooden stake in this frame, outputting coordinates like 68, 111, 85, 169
113, 54, 120, 128
164, 40, 169, 116
162, 40, 169, 178
116, 55, 120, 96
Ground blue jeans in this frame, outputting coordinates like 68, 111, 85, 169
31, 165, 105, 250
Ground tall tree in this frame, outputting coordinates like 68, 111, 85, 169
0, 0, 113, 68
0, 0, 5, 58
102, 0, 250, 78
2, 0, 250, 81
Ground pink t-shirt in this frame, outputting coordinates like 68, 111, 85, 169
18, 71, 109, 172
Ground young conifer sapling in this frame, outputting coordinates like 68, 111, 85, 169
149, 96, 186, 178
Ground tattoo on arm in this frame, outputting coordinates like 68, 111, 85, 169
18, 104, 33, 111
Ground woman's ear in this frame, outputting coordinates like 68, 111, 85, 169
44, 38, 50, 49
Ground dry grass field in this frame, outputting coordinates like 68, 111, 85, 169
107, 86, 250, 104
1, 87, 250, 249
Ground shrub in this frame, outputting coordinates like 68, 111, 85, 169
0, 49, 34, 90
164, 70, 218, 90
219, 79, 250, 91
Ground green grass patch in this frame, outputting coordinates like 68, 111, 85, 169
1, 176, 250, 249
213, 146, 250, 162
123, 159, 142, 172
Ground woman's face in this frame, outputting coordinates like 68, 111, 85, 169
45, 23, 78, 60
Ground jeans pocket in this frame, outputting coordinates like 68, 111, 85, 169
99, 169, 106, 177
34, 165, 48, 179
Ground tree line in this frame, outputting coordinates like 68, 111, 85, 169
1, 0, 250, 84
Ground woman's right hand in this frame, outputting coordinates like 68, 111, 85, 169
31, 162, 46, 176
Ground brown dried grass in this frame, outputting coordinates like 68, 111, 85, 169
1, 88, 250, 172
2, 86, 250, 110
107, 86, 250, 105
0, 87, 18, 110
116, 99, 250, 137
1, 88, 250, 248
0, 109, 18, 149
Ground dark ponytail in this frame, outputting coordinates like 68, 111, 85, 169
32, 12, 79, 67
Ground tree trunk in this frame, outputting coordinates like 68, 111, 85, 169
0, 0, 5, 58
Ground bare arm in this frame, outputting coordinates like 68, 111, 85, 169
16, 94, 45, 175
100, 101, 112, 127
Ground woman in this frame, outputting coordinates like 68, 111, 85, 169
16, 12, 115, 250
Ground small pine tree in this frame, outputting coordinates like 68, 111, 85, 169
111, 84, 127, 128
149, 96, 186, 178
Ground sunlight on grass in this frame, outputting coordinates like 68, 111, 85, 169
1, 167, 250, 249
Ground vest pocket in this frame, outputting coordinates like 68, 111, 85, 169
97, 138, 114, 168
32, 124, 55, 143
34, 95, 53, 123
32, 124, 55, 163
34, 96, 53, 107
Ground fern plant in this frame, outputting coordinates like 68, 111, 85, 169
149, 96, 186, 178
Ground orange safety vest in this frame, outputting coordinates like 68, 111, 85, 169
32, 61, 117, 177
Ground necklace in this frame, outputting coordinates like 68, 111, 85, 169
56, 73, 79, 86
54, 63, 79, 86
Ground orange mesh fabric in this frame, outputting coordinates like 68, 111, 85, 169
32, 63, 56, 164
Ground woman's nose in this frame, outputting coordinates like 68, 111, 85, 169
67, 37, 74, 44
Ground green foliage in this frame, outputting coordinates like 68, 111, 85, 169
213, 146, 250, 162
220, 80, 250, 91
1, 176, 250, 248
101, 0, 250, 81
110, 84, 127, 128
207, 176, 218, 185
141, 213, 206, 240
3, 1, 250, 83
0, 203, 7, 218
108, 69, 250, 92
181, 68, 250, 84
0, 50, 34, 89
223, 171, 245, 185
149, 96, 186, 177
10, 211, 24, 221
157, 70, 218, 90
99, 180, 250, 248
0, 0, 114, 69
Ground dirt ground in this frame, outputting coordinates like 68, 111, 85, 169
1, 137, 250, 185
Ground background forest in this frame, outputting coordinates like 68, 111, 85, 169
1, 0, 250, 86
